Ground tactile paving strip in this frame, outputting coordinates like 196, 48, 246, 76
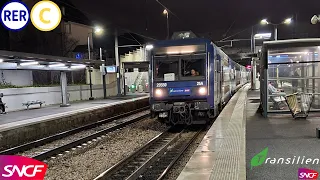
209, 86, 248, 180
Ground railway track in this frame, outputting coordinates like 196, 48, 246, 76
0, 107, 150, 161
94, 126, 203, 180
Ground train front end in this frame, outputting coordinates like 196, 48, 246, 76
149, 38, 214, 125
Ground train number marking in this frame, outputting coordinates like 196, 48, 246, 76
197, 82, 204, 86
156, 83, 167, 87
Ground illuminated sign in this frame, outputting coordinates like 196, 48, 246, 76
106, 66, 116, 73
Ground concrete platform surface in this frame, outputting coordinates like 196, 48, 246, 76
0, 94, 148, 130
177, 85, 249, 180
246, 90, 320, 180
0, 93, 149, 150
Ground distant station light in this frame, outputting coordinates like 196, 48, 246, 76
254, 33, 272, 40
283, 18, 292, 25
75, 53, 83, 59
146, 44, 154, 51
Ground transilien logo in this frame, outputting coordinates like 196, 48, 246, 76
250, 147, 268, 169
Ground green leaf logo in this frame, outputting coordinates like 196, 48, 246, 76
250, 147, 268, 170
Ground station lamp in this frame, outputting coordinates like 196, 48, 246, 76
283, 18, 292, 25
311, 15, 320, 24
146, 44, 154, 51
260, 19, 269, 25
163, 9, 168, 15
94, 26, 103, 35
259, 17, 292, 40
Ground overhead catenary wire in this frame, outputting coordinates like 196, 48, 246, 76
155, 0, 198, 36
223, 20, 236, 37
219, 26, 254, 42
55, 0, 158, 41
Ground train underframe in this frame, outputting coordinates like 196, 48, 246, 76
151, 101, 215, 125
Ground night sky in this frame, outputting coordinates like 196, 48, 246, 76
69, 0, 320, 41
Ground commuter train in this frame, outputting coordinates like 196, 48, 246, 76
149, 32, 249, 125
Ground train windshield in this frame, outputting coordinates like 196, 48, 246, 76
154, 54, 206, 81
181, 54, 206, 79
154, 57, 179, 81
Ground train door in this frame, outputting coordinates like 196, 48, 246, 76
215, 51, 222, 111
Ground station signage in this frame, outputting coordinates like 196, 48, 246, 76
100, 65, 117, 75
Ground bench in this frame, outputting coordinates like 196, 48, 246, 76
22, 100, 45, 110
268, 89, 287, 110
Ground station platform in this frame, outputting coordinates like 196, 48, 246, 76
177, 85, 248, 180
177, 85, 320, 180
0, 93, 148, 127
0, 94, 148, 150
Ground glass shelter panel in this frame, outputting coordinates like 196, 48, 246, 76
267, 46, 320, 112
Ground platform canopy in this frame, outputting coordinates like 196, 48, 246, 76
0, 50, 113, 71
123, 61, 149, 69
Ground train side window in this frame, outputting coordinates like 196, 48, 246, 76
216, 54, 221, 73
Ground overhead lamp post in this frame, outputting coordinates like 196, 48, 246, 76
260, 18, 292, 41
251, 33, 271, 53
87, 26, 104, 100
163, 9, 169, 39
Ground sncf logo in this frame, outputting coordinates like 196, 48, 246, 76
298, 168, 318, 180
0, 155, 47, 179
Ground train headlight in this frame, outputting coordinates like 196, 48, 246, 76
155, 88, 163, 97
198, 87, 207, 95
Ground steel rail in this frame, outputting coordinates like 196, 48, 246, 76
32, 112, 150, 161
0, 106, 149, 155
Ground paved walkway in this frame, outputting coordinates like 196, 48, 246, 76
0, 94, 148, 126
246, 90, 320, 179
177, 85, 249, 180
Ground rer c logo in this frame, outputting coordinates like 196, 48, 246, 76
0, 155, 48, 179
298, 168, 319, 180
0, 0, 61, 32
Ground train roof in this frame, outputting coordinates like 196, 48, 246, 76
152, 38, 212, 47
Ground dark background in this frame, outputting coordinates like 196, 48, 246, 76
1, 0, 320, 55
69, 0, 320, 40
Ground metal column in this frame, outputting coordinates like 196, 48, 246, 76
251, 26, 254, 53
60, 71, 70, 107
101, 48, 107, 99
166, 13, 169, 39
115, 29, 121, 96
274, 25, 278, 41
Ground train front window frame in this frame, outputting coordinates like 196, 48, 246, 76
180, 54, 206, 81
153, 53, 206, 81
154, 56, 180, 81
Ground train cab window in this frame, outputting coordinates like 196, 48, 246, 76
181, 55, 205, 80
154, 58, 179, 81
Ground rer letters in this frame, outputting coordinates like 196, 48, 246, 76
3, 10, 28, 21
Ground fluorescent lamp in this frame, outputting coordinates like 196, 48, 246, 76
71, 65, 86, 69
0, 59, 3, 63
20, 59, 34, 62
254, 33, 272, 40
20, 61, 39, 66
49, 63, 65, 67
